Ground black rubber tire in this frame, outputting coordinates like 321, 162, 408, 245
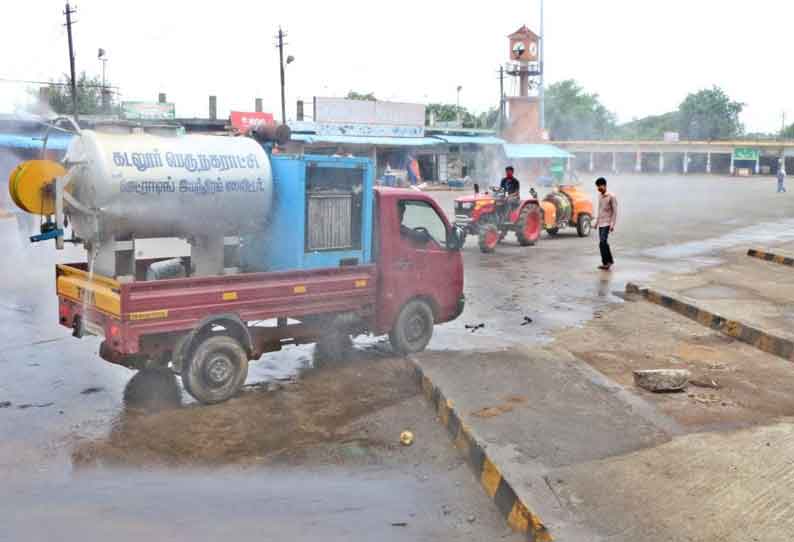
547, 227, 559, 236
478, 223, 499, 253
181, 335, 249, 404
577, 214, 592, 237
389, 299, 435, 355
314, 331, 354, 368
123, 368, 182, 413
516, 204, 542, 246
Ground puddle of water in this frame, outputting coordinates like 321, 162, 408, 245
641, 218, 794, 259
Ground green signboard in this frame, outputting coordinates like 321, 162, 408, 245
122, 101, 176, 121
733, 148, 759, 161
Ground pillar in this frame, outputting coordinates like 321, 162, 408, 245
612, 152, 618, 174
706, 152, 712, 174
755, 154, 760, 175
683, 152, 689, 174
659, 153, 665, 173
729, 151, 735, 175
209, 95, 217, 120
589, 152, 595, 173
635, 151, 642, 173
255, 98, 263, 112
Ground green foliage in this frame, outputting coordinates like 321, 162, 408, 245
782, 123, 794, 139
545, 80, 617, 140
616, 112, 679, 140
678, 86, 744, 140
346, 91, 377, 101
426, 103, 474, 128
46, 72, 113, 115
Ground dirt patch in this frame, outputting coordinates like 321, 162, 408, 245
471, 395, 528, 418
555, 297, 794, 431
73, 357, 418, 467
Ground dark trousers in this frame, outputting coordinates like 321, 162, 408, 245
599, 226, 614, 266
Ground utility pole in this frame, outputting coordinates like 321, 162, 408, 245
277, 27, 287, 125
539, 0, 545, 132
498, 66, 505, 133
64, 3, 78, 121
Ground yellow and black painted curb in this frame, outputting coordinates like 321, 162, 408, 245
747, 248, 794, 267
626, 283, 794, 362
410, 359, 552, 542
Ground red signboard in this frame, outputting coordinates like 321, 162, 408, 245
230, 111, 275, 132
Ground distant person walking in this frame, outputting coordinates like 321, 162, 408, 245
595, 177, 617, 271
777, 167, 786, 193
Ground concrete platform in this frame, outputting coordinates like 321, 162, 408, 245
413, 347, 677, 539
548, 421, 794, 541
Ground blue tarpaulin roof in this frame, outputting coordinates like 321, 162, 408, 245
291, 133, 442, 147
0, 133, 72, 151
502, 143, 573, 159
431, 135, 506, 145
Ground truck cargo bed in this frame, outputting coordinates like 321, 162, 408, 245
56, 262, 377, 355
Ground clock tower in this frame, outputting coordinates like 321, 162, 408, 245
504, 25, 544, 143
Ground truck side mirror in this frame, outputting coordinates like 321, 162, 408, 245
447, 225, 465, 251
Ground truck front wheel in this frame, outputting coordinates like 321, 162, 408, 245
181, 335, 249, 404
390, 299, 434, 355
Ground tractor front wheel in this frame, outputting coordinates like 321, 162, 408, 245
478, 224, 499, 253
577, 214, 592, 237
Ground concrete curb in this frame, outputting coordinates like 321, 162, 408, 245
626, 282, 794, 362
747, 248, 794, 267
409, 358, 552, 542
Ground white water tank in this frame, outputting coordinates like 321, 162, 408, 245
63, 129, 273, 242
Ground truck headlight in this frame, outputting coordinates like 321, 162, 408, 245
461, 202, 473, 210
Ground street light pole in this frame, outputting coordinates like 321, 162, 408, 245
456, 85, 462, 127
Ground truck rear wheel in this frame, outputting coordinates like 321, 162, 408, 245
516, 204, 542, 246
181, 335, 249, 404
389, 299, 434, 355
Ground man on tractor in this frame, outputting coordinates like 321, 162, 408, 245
500, 166, 521, 214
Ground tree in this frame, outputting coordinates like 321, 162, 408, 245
346, 91, 376, 101
425, 103, 479, 128
678, 86, 744, 140
46, 71, 112, 115
616, 111, 679, 140
545, 80, 616, 140
782, 123, 794, 140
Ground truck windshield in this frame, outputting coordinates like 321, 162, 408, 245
398, 200, 447, 245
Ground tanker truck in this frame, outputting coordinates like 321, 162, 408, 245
9, 120, 465, 403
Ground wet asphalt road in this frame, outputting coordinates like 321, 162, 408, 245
3, 174, 794, 540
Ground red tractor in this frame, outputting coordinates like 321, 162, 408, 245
454, 186, 543, 253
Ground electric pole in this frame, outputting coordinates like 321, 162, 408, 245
539, 0, 545, 133
64, 3, 78, 121
277, 27, 287, 125
498, 65, 505, 133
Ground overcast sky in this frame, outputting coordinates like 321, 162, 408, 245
1, 0, 790, 133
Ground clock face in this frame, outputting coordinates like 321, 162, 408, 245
512, 41, 526, 58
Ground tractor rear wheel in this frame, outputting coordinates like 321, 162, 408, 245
478, 224, 499, 253
577, 214, 592, 237
516, 204, 542, 246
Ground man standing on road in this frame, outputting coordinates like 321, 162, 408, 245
777, 166, 786, 193
595, 177, 617, 271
